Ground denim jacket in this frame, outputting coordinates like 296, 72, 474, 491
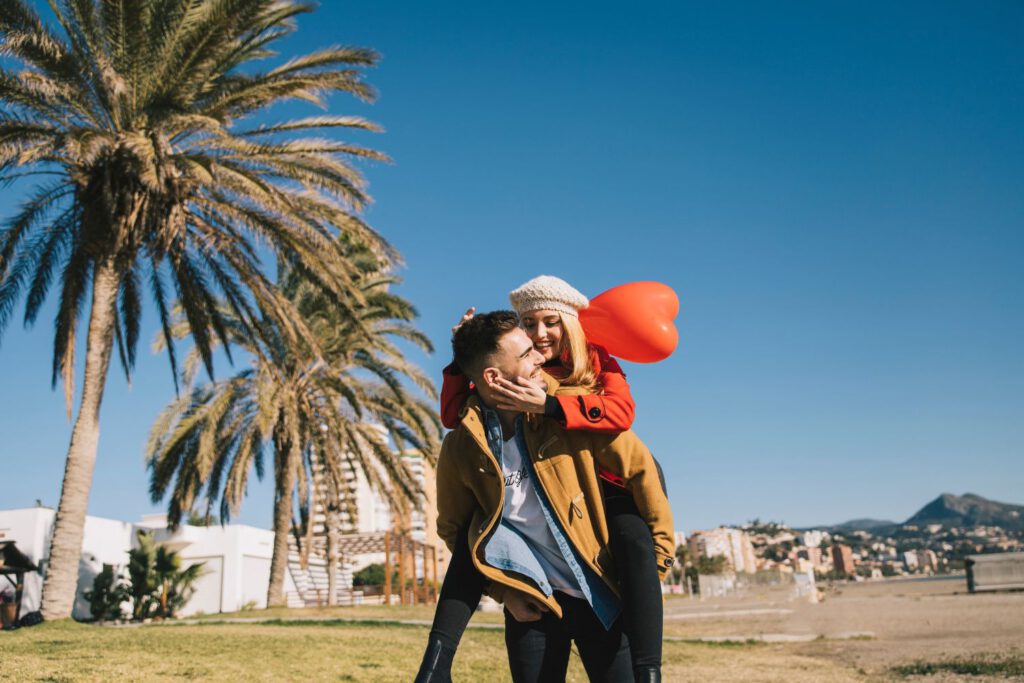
479, 407, 621, 630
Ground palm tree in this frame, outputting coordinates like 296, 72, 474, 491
147, 244, 441, 606
0, 0, 390, 619
152, 543, 205, 619
127, 529, 204, 620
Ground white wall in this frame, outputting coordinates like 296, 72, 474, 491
182, 555, 224, 616
150, 522, 283, 614
74, 515, 136, 618
0, 507, 54, 614
0, 507, 292, 619
242, 555, 272, 608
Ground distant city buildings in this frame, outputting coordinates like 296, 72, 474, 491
797, 546, 822, 567
799, 530, 826, 549
688, 527, 757, 574
832, 543, 855, 577
691, 513, 1021, 584
903, 549, 939, 574
903, 550, 919, 571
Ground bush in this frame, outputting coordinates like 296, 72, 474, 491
352, 563, 386, 587
128, 531, 205, 620
83, 564, 129, 622
696, 555, 729, 575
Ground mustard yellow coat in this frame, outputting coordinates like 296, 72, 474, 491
435, 374, 675, 619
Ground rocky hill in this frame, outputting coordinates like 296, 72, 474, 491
904, 493, 1024, 531
821, 493, 1024, 534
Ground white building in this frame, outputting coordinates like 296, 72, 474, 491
0, 506, 297, 620
325, 451, 445, 578
903, 550, 920, 572
799, 530, 827, 549
688, 527, 758, 574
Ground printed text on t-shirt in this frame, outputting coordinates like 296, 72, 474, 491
504, 468, 527, 488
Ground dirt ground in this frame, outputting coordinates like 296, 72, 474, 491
662, 575, 1024, 680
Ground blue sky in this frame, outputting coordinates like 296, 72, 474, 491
1, 1, 1021, 533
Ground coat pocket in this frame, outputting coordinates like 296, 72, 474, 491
568, 492, 585, 526
536, 435, 559, 459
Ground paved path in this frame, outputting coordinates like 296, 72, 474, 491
665, 607, 793, 620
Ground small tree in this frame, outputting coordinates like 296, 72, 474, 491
83, 564, 129, 623
352, 563, 386, 587
153, 546, 204, 619
696, 555, 730, 575
128, 532, 159, 620
186, 510, 219, 527
127, 531, 204, 620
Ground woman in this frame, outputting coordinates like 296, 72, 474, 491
416, 275, 666, 683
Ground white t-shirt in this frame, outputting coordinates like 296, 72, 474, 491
501, 434, 583, 598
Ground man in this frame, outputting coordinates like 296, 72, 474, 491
434, 310, 674, 681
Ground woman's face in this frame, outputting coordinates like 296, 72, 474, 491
520, 309, 564, 362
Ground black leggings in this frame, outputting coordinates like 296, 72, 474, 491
506, 592, 633, 682
427, 482, 663, 671
429, 525, 488, 650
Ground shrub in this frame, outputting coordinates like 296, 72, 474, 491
127, 531, 205, 620
83, 564, 129, 622
353, 563, 386, 587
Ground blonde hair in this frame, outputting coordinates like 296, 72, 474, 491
557, 314, 598, 392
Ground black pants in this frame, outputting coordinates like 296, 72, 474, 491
429, 525, 487, 649
505, 593, 633, 682
427, 482, 663, 672
601, 481, 663, 671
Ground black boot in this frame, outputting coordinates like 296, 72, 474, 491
634, 666, 661, 683
414, 637, 456, 683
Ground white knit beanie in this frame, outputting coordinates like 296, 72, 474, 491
509, 275, 589, 318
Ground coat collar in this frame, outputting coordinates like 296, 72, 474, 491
456, 393, 485, 443
458, 372, 561, 436
541, 371, 560, 395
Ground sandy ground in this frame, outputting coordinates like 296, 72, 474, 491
662, 575, 1024, 680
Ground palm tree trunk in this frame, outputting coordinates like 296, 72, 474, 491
266, 444, 297, 607
326, 509, 339, 606
40, 261, 119, 620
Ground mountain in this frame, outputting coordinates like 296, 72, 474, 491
904, 493, 1024, 531
825, 518, 898, 533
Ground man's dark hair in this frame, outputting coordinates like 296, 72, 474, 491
452, 310, 520, 379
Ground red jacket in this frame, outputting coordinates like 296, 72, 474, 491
440, 344, 635, 433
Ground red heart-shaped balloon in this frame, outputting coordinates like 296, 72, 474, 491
579, 281, 679, 363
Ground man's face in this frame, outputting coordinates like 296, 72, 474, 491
487, 327, 545, 383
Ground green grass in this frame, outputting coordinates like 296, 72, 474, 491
1, 619, 513, 682
190, 603, 505, 625
0, 616, 870, 682
892, 655, 1024, 678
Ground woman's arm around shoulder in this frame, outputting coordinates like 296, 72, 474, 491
555, 345, 636, 433
440, 362, 473, 429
